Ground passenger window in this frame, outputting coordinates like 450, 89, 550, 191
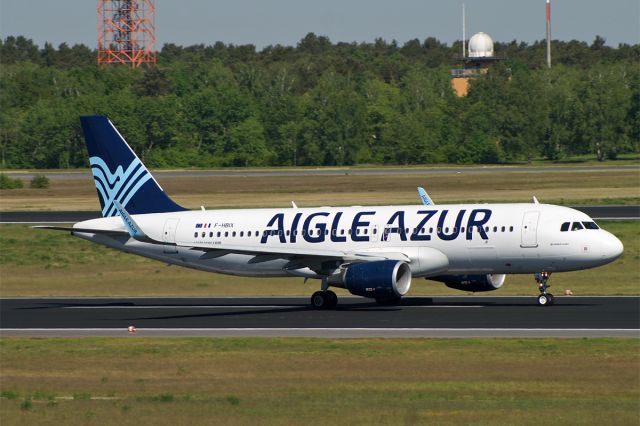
582, 221, 599, 230
461, 227, 465, 233
571, 222, 584, 231
201, 232, 205, 238
225, 232, 229, 237
493, 226, 497, 232
240, 231, 244, 237
193, 232, 198, 238
509, 226, 514, 232
209, 232, 213, 238
560, 222, 570, 232
373, 228, 377, 235
429, 228, 433, 233
501, 226, 505, 232
248, 231, 252, 237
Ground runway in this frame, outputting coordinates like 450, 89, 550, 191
2, 296, 638, 338
3, 164, 639, 180
1, 205, 638, 224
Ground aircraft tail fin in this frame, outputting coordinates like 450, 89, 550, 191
80, 116, 187, 217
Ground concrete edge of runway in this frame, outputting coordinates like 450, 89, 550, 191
2, 328, 638, 338
1, 295, 638, 300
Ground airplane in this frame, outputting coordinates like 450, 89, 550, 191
38, 116, 624, 309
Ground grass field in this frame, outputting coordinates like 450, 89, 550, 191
0, 221, 638, 297
1, 167, 639, 211
1, 338, 638, 425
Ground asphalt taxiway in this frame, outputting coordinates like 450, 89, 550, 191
1, 296, 638, 338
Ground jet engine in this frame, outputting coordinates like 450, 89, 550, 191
329, 260, 412, 299
431, 274, 506, 292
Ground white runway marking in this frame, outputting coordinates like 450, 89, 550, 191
2, 328, 636, 332
2, 327, 638, 338
63, 305, 485, 309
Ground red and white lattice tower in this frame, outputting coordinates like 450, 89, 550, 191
97, 0, 156, 67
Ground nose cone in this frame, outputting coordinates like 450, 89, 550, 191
601, 231, 624, 262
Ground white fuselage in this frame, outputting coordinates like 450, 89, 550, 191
72, 203, 623, 279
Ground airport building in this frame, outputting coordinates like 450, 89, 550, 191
450, 32, 503, 97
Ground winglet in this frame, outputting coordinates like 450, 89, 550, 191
113, 200, 148, 240
417, 187, 434, 206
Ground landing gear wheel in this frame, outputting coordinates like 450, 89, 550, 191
534, 272, 554, 307
311, 291, 327, 310
311, 291, 338, 310
325, 290, 338, 309
537, 293, 554, 306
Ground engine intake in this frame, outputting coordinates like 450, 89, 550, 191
330, 260, 412, 299
431, 274, 506, 292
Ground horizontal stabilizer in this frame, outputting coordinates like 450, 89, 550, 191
34, 226, 128, 236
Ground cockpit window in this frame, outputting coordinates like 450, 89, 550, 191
560, 222, 570, 232
571, 222, 584, 231
582, 221, 599, 230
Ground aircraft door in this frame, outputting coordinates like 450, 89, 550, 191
371, 225, 379, 242
162, 218, 180, 253
520, 211, 540, 248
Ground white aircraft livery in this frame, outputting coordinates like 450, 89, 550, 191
40, 116, 624, 308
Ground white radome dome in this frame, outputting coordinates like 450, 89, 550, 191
468, 32, 494, 58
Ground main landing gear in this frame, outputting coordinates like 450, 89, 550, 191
310, 278, 338, 310
535, 272, 554, 306
311, 290, 338, 310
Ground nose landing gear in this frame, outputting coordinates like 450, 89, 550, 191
535, 272, 554, 306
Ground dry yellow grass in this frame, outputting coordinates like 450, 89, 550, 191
1, 338, 638, 425
1, 168, 638, 211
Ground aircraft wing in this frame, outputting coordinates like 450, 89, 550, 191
187, 242, 411, 263
417, 187, 434, 205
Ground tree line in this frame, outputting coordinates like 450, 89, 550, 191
0, 34, 637, 168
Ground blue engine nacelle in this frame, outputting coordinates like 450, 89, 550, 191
431, 274, 506, 292
337, 260, 412, 299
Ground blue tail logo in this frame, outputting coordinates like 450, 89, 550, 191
80, 116, 187, 217
89, 156, 153, 217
